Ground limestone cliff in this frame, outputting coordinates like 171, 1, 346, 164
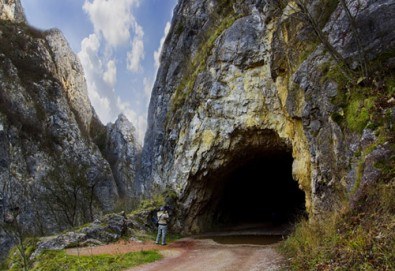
142, 0, 395, 232
103, 114, 141, 199
0, 1, 139, 259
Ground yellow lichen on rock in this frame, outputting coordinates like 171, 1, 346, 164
263, 72, 312, 213
276, 76, 289, 108
200, 129, 216, 152
291, 122, 312, 212
245, 114, 260, 128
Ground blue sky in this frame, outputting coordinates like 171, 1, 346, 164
20, 0, 177, 143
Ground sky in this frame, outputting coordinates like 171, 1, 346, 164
20, 0, 178, 143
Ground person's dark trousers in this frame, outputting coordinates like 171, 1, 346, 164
156, 224, 167, 245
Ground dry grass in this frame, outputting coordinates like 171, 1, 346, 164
280, 180, 395, 270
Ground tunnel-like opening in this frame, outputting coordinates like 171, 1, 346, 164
205, 150, 306, 232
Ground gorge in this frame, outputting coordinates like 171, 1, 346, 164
0, 0, 394, 269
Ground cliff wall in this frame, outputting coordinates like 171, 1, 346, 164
0, 1, 139, 259
141, 0, 395, 232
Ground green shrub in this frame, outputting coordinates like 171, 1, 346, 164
131, 187, 179, 214
138, 194, 165, 211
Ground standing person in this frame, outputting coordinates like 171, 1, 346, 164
155, 206, 169, 245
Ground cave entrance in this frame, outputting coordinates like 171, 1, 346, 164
209, 150, 306, 232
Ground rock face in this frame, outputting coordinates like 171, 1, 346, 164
0, 0, 25, 23
45, 28, 95, 133
33, 212, 129, 257
0, 0, 139, 260
141, 0, 395, 232
103, 114, 141, 198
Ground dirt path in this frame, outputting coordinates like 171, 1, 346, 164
127, 238, 285, 271
67, 237, 285, 271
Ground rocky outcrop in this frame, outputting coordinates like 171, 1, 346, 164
0, 0, 139, 260
45, 29, 95, 133
0, 0, 25, 23
33, 212, 129, 257
32, 209, 158, 258
141, 0, 395, 232
103, 114, 141, 198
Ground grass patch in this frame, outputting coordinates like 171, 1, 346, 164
280, 180, 395, 270
23, 250, 161, 271
315, 0, 340, 28
5, 238, 38, 271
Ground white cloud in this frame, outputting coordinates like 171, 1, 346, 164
78, 33, 115, 124
83, 0, 140, 47
79, 0, 147, 143
78, 35, 146, 142
127, 21, 145, 73
103, 59, 117, 87
78, 34, 101, 72
154, 21, 171, 70
88, 83, 112, 124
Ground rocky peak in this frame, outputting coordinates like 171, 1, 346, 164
45, 28, 94, 133
112, 114, 136, 142
104, 114, 140, 198
0, 0, 25, 23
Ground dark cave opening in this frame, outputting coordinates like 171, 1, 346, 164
211, 151, 306, 230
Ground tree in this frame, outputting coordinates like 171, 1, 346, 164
40, 162, 97, 228
2, 208, 30, 271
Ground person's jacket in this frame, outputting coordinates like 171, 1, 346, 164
157, 210, 169, 225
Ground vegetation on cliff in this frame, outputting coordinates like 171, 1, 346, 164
278, 1, 395, 267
